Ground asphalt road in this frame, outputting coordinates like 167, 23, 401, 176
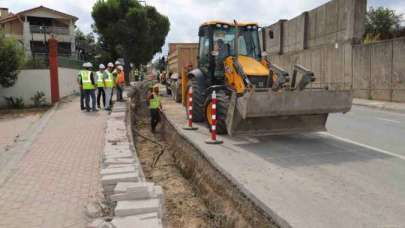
241, 106, 405, 228
163, 96, 405, 228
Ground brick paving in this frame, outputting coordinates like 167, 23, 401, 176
0, 113, 41, 153
0, 98, 107, 228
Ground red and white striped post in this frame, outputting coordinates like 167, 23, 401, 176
183, 86, 198, 130
206, 91, 223, 144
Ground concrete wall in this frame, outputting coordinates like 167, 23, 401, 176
0, 67, 80, 107
352, 37, 405, 102
0, 69, 51, 107
261, 0, 367, 90
59, 68, 79, 98
261, 0, 405, 102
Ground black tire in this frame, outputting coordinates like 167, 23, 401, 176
187, 77, 206, 122
204, 91, 230, 134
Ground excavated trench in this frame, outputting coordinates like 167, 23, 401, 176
128, 83, 278, 228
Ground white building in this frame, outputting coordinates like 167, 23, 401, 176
0, 6, 77, 56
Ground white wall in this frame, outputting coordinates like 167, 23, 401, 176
0, 67, 80, 107
0, 69, 51, 107
59, 67, 80, 98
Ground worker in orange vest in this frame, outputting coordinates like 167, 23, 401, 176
114, 65, 125, 101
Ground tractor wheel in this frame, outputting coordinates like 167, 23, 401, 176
204, 91, 229, 134
186, 77, 205, 122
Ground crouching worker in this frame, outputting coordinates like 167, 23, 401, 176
148, 85, 162, 133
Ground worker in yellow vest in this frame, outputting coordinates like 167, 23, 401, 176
147, 85, 162, 133
79, 62, 97, 112
104, 63, 115, 111
96, 64, 107, 109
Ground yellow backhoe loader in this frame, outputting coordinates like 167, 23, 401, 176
180, 20, 352, 136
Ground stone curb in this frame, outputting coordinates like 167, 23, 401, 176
88, 94, 164, 228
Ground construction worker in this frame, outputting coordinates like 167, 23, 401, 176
96, 64, 107, 109
79, 62, 97, 112
77, 71, 85, 110
147, 85, 162, 133
106, 62, 115, 106
104, 63, 115, 111
114, 65, 125, 102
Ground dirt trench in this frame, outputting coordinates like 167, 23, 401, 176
128, 84, 278, 228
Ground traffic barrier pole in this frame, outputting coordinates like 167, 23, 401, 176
206, 91, 223, 144
183, 86, 198, 130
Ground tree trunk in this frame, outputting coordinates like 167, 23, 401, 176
123, 50, 131, 86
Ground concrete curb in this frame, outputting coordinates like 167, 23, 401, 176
353, 98, 405, 114
88, 93, 164, 228
0, 100, 60, 187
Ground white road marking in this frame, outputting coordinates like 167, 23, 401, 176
319, 132, 405, 161
376, 117, 401, 124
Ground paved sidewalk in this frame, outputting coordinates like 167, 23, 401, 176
353, 98, 405, 113
0, 97, 107, 228
0, 113, 42, 153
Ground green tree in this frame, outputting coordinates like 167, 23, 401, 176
92, 0, 170, 84
0, 33, 24, 88
75, 29, 96, 62
365, 7, 402, 41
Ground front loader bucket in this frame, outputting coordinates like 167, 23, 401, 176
225, 89, 353, 136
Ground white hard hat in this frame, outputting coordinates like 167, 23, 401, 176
115, 60, 121, 65
99, 64, 105, 69
117, 65, 124, 71
107, 62, 114, 67
83, 62, 92, 68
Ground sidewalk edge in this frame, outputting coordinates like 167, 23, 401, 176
353, 99, 405, 114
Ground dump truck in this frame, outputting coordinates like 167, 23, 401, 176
167, 43, 198, 103
177, 20, 353, 136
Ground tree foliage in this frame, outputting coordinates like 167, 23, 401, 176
92, 0, 170, 83
0, 33, 24, 88
75, 29, 96, 62
365, 7, 403, 41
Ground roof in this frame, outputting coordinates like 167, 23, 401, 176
0, 5, 78, 23
201, 20, 258, 27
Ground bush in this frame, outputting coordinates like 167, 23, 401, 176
0, 33, 25, 88
30, 91, 47, 107
3, 96, 24, 109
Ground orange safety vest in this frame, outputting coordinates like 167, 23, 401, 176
116, 71, 125, 84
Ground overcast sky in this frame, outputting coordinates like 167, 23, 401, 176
2, 0, 404, 55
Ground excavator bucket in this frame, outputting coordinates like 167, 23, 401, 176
225, 89, 353, 136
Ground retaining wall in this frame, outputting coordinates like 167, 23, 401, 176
353, 38, 405, 102
261, 0, 405, 102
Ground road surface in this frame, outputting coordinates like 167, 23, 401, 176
162, 96, 405, 228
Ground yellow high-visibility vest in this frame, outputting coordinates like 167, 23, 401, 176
81, 70, 95, 90
149, 94, 161, 109
96, 71, 104, 88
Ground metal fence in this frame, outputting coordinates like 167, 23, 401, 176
30, 25, 70, 35
22, 52, 83, 70
58, 55, 83, 69
22, 53, 49, 69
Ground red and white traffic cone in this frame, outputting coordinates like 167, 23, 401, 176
206, 91, 223, 144
183, 86, 198, 130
